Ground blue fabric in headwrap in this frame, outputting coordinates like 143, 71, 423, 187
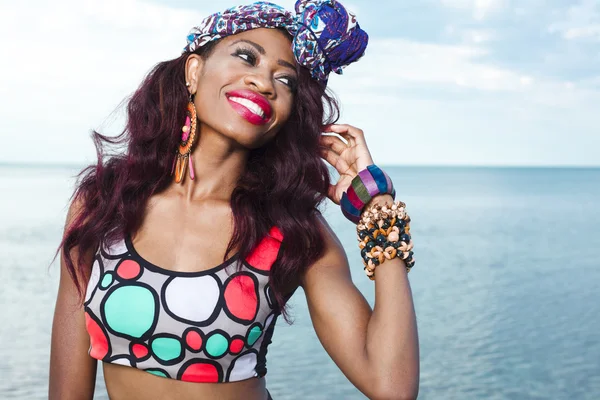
183, 0, 368, 86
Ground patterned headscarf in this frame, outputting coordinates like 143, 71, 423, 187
183, 0, 368, 86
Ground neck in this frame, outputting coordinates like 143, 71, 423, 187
171, 127, 249, 204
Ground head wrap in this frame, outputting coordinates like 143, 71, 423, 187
183, 0, 368, 86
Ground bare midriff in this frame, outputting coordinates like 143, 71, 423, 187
103, 362, 269, 400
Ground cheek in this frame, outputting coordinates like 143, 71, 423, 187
275, 95, 295, 125
194, 70, 238, 118
263, 99, 294, 140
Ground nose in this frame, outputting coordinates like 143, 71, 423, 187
243, 70, 275, 98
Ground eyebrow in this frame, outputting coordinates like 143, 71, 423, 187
231, 39, 297, 72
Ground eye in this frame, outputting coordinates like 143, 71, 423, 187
277, 75, 298, 91
233, 47, 257, 65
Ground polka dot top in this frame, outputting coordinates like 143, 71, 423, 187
84, 226, 284, 383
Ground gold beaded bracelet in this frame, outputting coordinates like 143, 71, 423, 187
357, 200, 415, 280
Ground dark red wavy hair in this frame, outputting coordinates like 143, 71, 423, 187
56, 30, 340, 320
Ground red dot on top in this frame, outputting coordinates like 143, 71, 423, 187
116, 259, 141, 280
181, 362, 219, 383
185, 329, 203, 351
132, 343, 149, 359
229, 338, 245, 354
245, 226, 283, 271
224, 274, 258, 322
85, 312, 109, 360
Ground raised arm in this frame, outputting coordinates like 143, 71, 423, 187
49, 198, 98, 400
301, 207, 419, 400
313, 123, 420, 399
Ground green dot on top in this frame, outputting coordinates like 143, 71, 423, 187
205, 333, 229, 358
247, 326, 262, 346
146, 369, 168, 378
104, 285, 156, 339
151, 337, 182, 361
100, 272, 114, 289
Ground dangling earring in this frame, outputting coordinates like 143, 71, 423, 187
171, 85, 197, 183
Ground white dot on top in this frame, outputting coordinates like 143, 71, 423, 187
163, 275, 221, 323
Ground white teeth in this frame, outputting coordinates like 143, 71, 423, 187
229, 97, 266, 118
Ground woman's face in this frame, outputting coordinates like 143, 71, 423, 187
186, 28, 298, 149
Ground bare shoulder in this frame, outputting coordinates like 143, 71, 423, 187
64, 193, 96, 279
315, 212, 343, 248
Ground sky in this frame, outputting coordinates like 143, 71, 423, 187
0, 0, 599, 167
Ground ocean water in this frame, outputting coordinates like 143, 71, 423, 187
0, 164, 598, 399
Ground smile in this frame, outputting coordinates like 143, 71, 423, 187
226, 90, 273, 126
229, 97, 266, 119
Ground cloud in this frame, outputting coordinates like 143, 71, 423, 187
440, 0, 505, 20
562, 26, 600, 40
548, 0, 600, 41
340, 39, 533, 93
332, 36, 600, 111
581, 75, 600, 88
444, 25, 497, 44
324, 35, 600, 166
0, 0, 206, 143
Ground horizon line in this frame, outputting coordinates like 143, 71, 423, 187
1, 161, 598, 169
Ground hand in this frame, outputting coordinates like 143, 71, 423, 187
319, 124, 375, 205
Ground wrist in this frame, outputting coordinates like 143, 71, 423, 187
340, 165, 396, 224
356, 199, 415, 279
363, 194, 394, 210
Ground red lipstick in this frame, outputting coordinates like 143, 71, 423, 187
226, 89, 272, 126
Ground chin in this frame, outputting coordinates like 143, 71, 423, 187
233, 123, 280, 147
242, 132, 277, 149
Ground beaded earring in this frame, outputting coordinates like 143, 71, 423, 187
171, 84, 198, 183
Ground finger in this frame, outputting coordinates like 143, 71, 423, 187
320, 134, 348, 155
320, 146, 352, 175
320, 136, 361, 175
323, 125, 354, 147
324, 124, 366, 147
321, 124, 335, 132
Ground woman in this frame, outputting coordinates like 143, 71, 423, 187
49, 1, 419, 399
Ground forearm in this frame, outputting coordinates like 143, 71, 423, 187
364, 195, 420, 399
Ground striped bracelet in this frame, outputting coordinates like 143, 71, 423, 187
340, 165, 396, 224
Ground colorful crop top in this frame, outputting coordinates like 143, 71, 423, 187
83, 226, 284, 383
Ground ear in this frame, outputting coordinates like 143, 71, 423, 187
185, 54, 204, 94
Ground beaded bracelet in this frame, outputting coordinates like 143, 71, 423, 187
357, 200, 415, 280
341, 165, 396, 224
